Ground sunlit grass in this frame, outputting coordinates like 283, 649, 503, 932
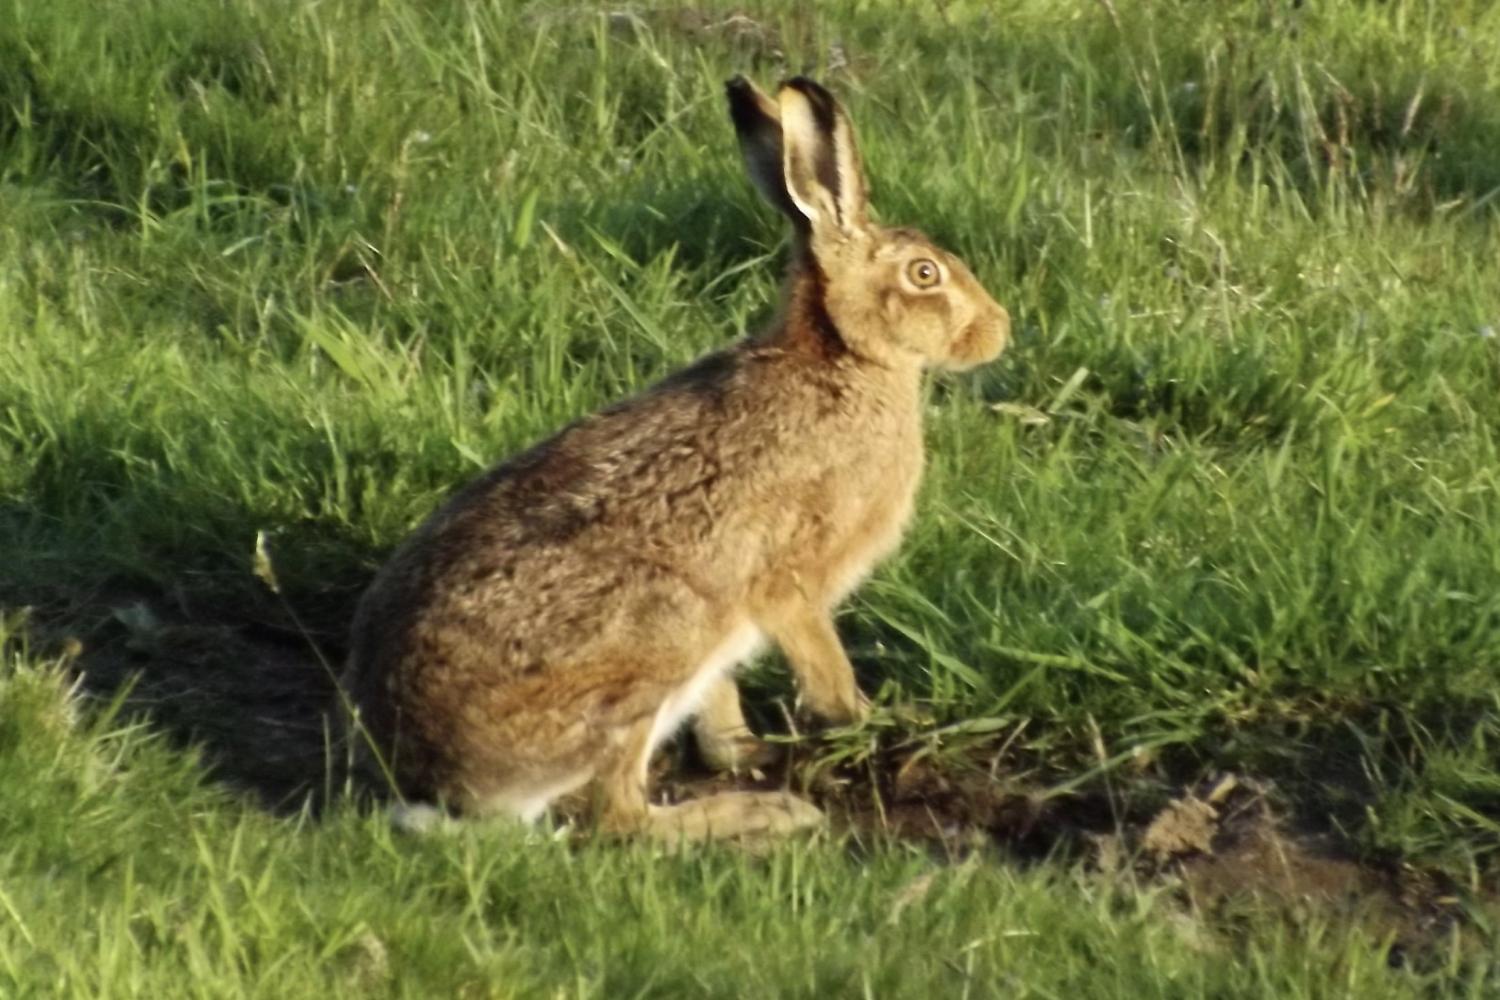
3, 0, 1500, 993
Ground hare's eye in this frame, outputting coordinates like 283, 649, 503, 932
907, 258, 941, 288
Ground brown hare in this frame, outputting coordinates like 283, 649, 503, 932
341, 76, 1010, 841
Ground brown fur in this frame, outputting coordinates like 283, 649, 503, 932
341, 76, 1011, 841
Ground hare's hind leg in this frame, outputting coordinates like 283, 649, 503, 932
474, 768, 595, 824
646, 789, 825, 841
598, 712, 823, 842
692, 676, 779, 774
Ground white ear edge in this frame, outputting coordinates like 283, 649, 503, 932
777, 86, 832, 229
831, 113, 868, 231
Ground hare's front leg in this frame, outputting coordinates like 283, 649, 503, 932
692, 676, 779, 773
766, 607, 871, 727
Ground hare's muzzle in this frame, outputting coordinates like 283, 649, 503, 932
947, 303, 1010, 371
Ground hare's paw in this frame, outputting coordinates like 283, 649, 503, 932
692, 675, 781, 773
697, 732, 782, 774
800, 687, 872, 729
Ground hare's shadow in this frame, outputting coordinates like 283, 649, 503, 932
4, 537, 370, 813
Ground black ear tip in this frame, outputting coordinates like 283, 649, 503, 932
780, 76, 834, 102
779, 77, 840, 132
725, 75, 760, 115
725, 78, 763, 126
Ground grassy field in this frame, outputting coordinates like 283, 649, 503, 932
4, 0, 1500, 994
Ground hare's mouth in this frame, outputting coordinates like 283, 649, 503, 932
945, 310, 1010, 370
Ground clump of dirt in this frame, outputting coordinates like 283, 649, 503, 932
1139, 775, 1237, 861
524, 7, 784, 60
521, 7, 868, 78
1142, 777, 1469, 968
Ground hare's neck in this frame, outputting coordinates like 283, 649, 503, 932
774, 269, 925, 396
775, 266, 848, 362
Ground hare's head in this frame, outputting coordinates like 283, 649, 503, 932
727, 76, 1010, 372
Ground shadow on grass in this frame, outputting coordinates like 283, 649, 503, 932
0, 531, 361, 812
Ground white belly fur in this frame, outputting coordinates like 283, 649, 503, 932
644, 623, 763, 773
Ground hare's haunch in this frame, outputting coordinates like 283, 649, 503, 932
341, 77, 1011, 841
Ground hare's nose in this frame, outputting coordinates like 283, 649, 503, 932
992, 304, 1012, 352
974, 304, 1010, 362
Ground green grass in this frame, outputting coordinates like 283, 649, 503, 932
3, 0, 1500, 993
1, 623, 1488, 998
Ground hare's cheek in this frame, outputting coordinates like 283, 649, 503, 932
879, 290, 906, 326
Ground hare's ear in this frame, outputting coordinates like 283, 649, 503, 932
725, 76, 804, 227
775, 77, 869, 238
